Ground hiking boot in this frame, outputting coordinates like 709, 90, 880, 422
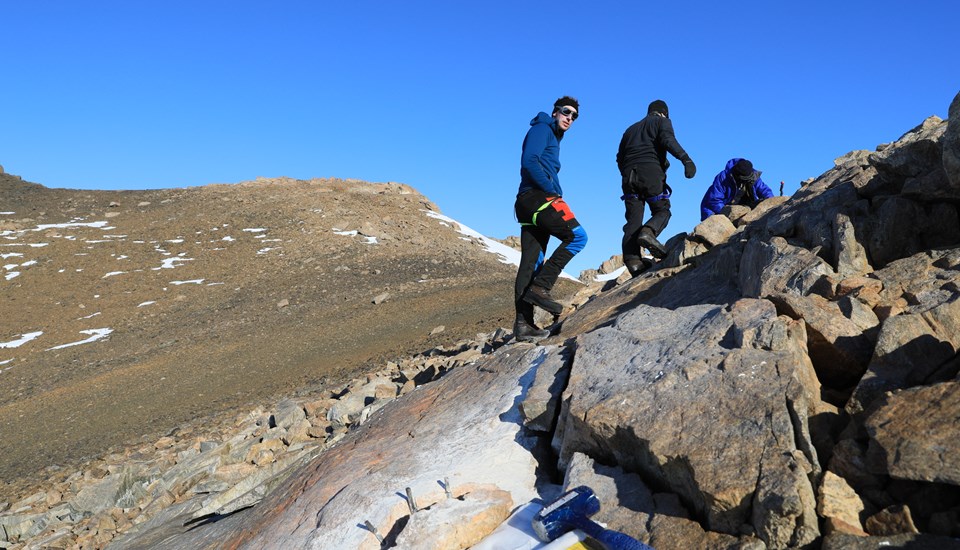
637, 227, 667, 259
522, 284, 564, 315
513, 318, 550, 342
625, 257, 654, 278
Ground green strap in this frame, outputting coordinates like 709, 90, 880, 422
520, 198, 556, 227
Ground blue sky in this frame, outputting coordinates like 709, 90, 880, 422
3, 1, 958, 274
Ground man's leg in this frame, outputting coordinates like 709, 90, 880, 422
645, 196, 672, 237
622, 196, 647, 273
514, 225, 551, 340
633, 164, 670, 259
524, 199, 587, 314
515, 225, 549, 306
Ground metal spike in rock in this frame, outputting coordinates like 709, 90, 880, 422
443, 477, 453, 499
363, 520, 384, 543
405, 487, 419, 514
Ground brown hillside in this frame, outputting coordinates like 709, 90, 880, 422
0, 173, 536, 494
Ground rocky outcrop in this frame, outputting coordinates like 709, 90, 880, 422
556, 299, 822, 547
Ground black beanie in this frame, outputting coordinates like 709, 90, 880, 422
554, 96, 579, 113
648, 99, 669, 117
733, 159, 754, 178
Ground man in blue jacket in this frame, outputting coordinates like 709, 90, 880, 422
617, 99, 696, 276
513, 96, 588, 342
700, 158, 774, 220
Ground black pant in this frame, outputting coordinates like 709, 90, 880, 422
513, 190, 586, 321
621, 163, 671, 262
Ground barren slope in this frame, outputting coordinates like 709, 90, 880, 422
0, 174, 534, 493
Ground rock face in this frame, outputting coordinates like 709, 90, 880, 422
7, 94, 960, 549
557, 299, 822, 547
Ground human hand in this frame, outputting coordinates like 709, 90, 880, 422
684, 160, 696, 179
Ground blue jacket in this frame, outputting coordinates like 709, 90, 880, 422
518, 112, 564, 197
700, 158, 774, 220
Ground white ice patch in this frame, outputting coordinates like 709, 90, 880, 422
33, 221, 110, 231
0, 212, 14, 215
5, 272, 19, 280
46, 328, 113, 351
78, 312, 101, 320
170, 279, 204, 285
153, 257, 193, 270
243, 228, 267, 233
103, 271, 126, 278
138, 301, 156, 307
423, 210, 581, 283
333, 229, 358, 236
221, 236, 235, 242
0, 252, 23, 259
1, 331, 43, 349
595, 266, 627, 282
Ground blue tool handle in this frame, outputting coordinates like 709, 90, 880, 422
573, 516, 654, 550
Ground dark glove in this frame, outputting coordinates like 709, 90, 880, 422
683, 160, 697, 179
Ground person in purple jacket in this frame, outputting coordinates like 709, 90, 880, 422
700, 158, 774, 220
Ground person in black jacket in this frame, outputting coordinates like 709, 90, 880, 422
616, 99, 696, 276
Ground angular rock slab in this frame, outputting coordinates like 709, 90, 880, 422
119, 344, 552, 550
555, 298, 823, 548
848, 294, 960, 414
863, 380, 960, 486
945, 92, 960, 187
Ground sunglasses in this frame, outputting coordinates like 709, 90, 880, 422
558, 106, 579, 120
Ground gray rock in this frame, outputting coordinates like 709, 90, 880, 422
770, 292, 874, 387
822, 532, 960, 549
73, 467, 150, 514
848, 298, 960, 415
690, 215, 736, 248
869, 116, 947, 181
562, 452, 655, 544
720, 204, 752, 225
740, 236, 835, 299
519, 346, 570, 432
944, 92, 960, 187
738, 195, 790, 227
833, 211, 872, 278
555, 298, 822, 546
863, 381, 960, 485
659, 234, 709, 269
272, 399, 306, 431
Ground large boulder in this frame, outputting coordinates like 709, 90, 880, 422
554, 298, 824, 548
944, 92, 960, 187
863, 380, 960, 485
847, 293, 960, 415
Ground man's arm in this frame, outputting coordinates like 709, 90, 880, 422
658, 119, 696, 178
754, 177, 774, 200
520, 125, 561, 195
700, 174, 729, 220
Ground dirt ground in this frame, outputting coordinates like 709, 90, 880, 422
1, 174, 583, 496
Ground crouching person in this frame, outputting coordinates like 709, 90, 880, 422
700, 158, 774, 220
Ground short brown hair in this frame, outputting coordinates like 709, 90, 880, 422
553, 96, 580, 113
